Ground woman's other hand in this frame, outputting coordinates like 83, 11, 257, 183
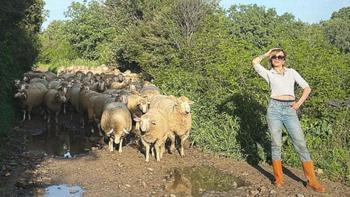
290, 102, 301, 110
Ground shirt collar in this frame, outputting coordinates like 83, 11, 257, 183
270, 67, 291, 74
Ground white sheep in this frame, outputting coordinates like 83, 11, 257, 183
134, 108, 170, 162
100, 102, 132, 152
150, 95, 193, 157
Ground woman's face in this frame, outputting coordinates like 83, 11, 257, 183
270, 51, 285, 67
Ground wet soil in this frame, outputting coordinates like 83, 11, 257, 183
1, 115, 350, 197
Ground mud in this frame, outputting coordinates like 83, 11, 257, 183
1, 115, 350, 197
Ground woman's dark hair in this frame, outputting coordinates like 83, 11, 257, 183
269, 48, 287, 67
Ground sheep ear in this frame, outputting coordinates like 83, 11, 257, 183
188, 100, 194, 105
121, 95, 128, 105
14, 92, 21, 98
133, 117, 141, 122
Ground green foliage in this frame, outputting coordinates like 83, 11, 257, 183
0, 0, 44, 150
38, 20, 78, 63
323, 7, 350, 53
64, 1, 115, 60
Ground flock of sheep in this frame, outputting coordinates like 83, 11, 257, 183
13, 65, 193, 162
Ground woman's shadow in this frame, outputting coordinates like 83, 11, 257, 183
218, 92, 304, 184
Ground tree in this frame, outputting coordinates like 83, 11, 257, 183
64, 0, 115, 60
323, 7, 350, 53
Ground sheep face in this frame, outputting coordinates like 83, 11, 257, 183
117, 74, 124, 82
176, 96, 194, 114
14, 91, 26, 100
114, 128, 129, 144
55, 90, 67, 103
138, 97, 148, 113
135, 115, 155, 132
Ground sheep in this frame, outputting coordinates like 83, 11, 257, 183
14, 82, 48, 121
140, 82, 161, 102
79, 86, 100, 128
134, 108, 170, 162
90, 79, 106, 93
88, 94, 118, 136
100, 102, 132, 152
43, 87, 67, 124
29, 77, 49, 87
110, 78, 131, 89
149, 95, 194, 157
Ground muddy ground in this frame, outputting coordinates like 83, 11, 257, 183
0, 115, 350, 197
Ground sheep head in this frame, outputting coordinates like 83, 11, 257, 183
138, 96, 149, 113
114, 128, 129, 144
14, 91, 27, 100
55, 88, 67, 103
134, 115, 156, 132
175, 96, 194, 114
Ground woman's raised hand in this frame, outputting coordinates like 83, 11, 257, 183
264, 48, 282, 58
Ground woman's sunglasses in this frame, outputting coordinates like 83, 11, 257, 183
271, 55, 285, 60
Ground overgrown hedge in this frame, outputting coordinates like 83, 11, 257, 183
0, 0, 44, 137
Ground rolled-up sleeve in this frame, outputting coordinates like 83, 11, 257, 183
292, 69, 310, 89
253, 64, 269, 82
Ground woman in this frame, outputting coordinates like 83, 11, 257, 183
251, 48, 325, 192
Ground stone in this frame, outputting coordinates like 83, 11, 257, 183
316, 168, 324, 175
250, 190, 259, 196
147, 167, 154, 172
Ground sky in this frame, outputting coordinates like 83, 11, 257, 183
42, 0, 350, 29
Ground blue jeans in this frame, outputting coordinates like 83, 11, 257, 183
267, 99, 311, 161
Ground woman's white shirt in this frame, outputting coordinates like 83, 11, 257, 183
253, 63, 309, 98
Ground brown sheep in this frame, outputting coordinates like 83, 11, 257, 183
14, 83, 48, 121
44, 88, 67, 124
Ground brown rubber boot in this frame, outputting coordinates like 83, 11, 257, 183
302, 160, 326, 192
272, 160, 284, 187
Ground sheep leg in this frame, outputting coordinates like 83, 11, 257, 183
63, 104, 66, 114
90, 125, 95, 134
109, 137, 114, 152
160, 144, 165, 159
180, 133, 190, 157
118, 137, 123, 153
141, 138, 150, 162
22, 110, 26, 121
47, 111, 51, 124
168, 133, 176, 153
155, 141, 161, 162
97, 123, 103, 136
28, 111, 31, 121
151, 146, 155, 157
55, 111, 59, 124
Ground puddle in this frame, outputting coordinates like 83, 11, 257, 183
27, 128, 99, 158
45, 184, 84, 197
165, 166, 249, 196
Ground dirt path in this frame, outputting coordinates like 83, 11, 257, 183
1, 117, 350, 197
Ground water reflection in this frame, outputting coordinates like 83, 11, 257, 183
45, 184, 84, 197
165, 166, 248, 196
